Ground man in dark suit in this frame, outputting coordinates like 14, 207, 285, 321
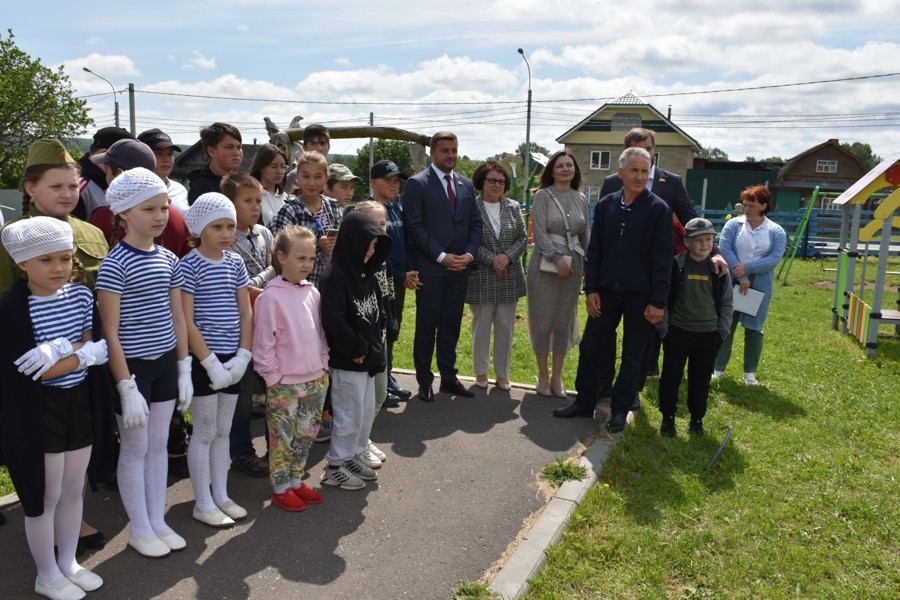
599, 127, 697, 225
403, 131, 482, 401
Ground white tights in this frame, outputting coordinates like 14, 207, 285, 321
116, 400, 174, 539
187, 393, 238, 511
24, 447, 92, 584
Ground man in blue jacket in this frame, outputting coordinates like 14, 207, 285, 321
553, 147, 672, 433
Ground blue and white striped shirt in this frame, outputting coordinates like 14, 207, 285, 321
96, 242, 183, 359
179, 249, 249, 354
29, 283, 94, 388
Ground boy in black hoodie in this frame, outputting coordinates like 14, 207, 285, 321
318, 212, 392, 490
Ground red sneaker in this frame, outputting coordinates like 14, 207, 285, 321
292, 483, 324, 505
272, 489, 306, 512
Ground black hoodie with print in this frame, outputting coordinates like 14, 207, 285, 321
320, 212, 393, 375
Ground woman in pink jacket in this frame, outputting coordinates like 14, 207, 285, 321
252, 225, 330, 513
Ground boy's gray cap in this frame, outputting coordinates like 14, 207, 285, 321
328, 163, 361, 182
684, 217, 717, 238
91, 139, 157, 171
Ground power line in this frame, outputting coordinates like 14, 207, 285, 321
128, 71, 900, 106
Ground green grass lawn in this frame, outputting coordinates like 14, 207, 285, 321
515, 258, 900, 599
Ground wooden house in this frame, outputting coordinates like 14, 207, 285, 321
555, 92, 700, 203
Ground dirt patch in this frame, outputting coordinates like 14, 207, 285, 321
813, 280, 900, 291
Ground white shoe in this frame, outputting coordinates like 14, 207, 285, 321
35, 576, 85, 600
192, 506, 235, 528
63, 567, 103, 592
346, 454, 378, 480
128, 533, 171, 558
744, 372, 759, 386
712, 370, 725, 381
217, 499, 248, 521
367, 441, 387, 462
321, 464, 366, 490
154, 527, 187, 551
359, 448, 383, 469
474, 376, 489, 388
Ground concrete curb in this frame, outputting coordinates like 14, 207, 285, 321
489, 417, 627, 600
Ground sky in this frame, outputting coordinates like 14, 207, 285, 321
7, 0, 900, 165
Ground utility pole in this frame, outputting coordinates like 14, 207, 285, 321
368, 112, 375, 191
128, 84, 136, 135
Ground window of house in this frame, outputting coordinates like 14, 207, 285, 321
590, 151, 611, 170
585, 186, 601, 203
816, 160, 838, 174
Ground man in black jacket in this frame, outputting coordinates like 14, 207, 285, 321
553, 147, 672, 433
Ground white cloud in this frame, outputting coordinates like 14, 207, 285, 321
86, 36, 103, 46
334, 57, 350, 66
182, 51, 216, 71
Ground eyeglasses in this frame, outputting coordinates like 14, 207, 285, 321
268, 164, 288, 170
485, 178, 506, 185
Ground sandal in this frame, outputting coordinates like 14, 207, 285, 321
231, 453, 269, 477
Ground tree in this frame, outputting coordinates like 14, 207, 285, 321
697, 146, 729, 161
841, 142, 882, 171
0, 29, 92, 187
349, 139, 415, 199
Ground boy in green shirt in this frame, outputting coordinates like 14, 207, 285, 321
658, 218, 733, 437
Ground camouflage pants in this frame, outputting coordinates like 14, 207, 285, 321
266, 373, 328, 493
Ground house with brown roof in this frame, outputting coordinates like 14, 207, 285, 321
774, 139, 868, 211
556, 92, 700, 202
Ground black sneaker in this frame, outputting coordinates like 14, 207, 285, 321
688, 419, 704, 436
605, 412, 627, 434
660, 415, 676, 437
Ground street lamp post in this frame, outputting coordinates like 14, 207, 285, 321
83, 67, 120, 128
517, 48, 532, 202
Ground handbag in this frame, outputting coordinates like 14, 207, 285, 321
538, 190, 582, 274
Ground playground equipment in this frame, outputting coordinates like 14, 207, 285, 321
830, 160, 900, 357
777, 186, 820, 285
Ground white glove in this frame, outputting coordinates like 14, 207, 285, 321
116, 376, 149, 429
176, 356, 193, 413
223, 348, 252, 386
75, 340, 109, 370
200, 353, 232, 391
15, 337, 74, 380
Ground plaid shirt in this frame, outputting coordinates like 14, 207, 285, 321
268, 195, 342, 287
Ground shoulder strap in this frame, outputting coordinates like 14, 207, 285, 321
546, 189, 575, 254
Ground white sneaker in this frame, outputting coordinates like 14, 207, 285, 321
367, 441, 387, 462
712, 370, 725, 381
346, 454, 378, 480
744, 373, 759, 386
321, 464, 366, 490
360, 448, 383, 469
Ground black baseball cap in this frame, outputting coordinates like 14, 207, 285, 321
137, 128, 182, 152
91, 127, 134, 151
370, 160, 409, 180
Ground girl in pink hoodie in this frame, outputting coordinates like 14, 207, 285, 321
252, 225, 329, 512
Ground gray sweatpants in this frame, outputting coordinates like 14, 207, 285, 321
324, 369, 376, 465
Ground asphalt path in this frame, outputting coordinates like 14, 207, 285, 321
0, 373, 603, 600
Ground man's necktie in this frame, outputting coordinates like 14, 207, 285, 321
445, 174, 456, 215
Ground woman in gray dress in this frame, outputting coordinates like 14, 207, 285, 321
465, 161, 527, 391
526, 150, 589, 397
